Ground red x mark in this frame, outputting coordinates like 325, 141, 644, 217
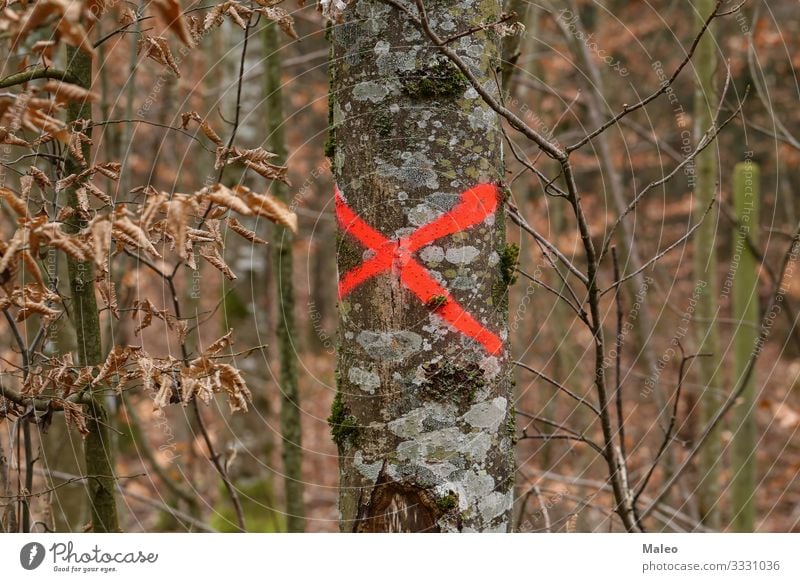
335, 183, 503, 355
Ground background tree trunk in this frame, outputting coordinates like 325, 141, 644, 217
265, 21, 306, 532
330, 0, 515, 532
63, 47, 119, 533
692, 0, 721, 529
731, 160, 760, 531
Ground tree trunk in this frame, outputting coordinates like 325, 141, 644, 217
731, 160, 759, 532
692, 0, 721, 529
264, 21, 305, 532
329, 0, 515, 532
63, 47, 119, 532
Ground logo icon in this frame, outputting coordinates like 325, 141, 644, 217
20, 542, 46, 570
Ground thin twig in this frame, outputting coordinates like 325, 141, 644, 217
514, 360, 600, 416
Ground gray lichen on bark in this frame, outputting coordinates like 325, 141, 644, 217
330, 0, 514, 532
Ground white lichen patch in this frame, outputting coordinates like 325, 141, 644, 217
419, 245, 445, 264
478, 490, 513, 522
445, 245, 480, 265
348, 366, 381, 394
468, 106, 496, 131
354, 450, 383, 481
463, 397, 507, 432
352, 81, 389, 103
488, 250, 500, 266
376, 152, 439, 190
479, 355, 501, 380
388, 403, 456, 439
408, 203, 444, 226
357, 330, 423, 361
395, 427, 491, 464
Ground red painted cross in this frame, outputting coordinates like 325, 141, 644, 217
335, 183, 503, 355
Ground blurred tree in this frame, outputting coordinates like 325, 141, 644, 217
265, 20, 305, 532
693, 0, 722, 529
731, 160, 760, 532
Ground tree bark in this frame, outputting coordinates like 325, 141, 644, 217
264, 21, 306, 532
692, 0, 721, 529
330, 0, 515, 532
731, 160, 759, 532
63, 47, 119, 532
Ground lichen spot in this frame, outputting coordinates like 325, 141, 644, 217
445, 245, 480, 265
348, 366, 381, 394
352, 81, 389, 103
357, 330, 423, 361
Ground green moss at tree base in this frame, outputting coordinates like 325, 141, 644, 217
436, 493, 458, 512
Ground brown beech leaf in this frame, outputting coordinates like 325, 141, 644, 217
62, 400, 89, 437
137, 35, 180, 77
260, 6, 297, 39
153, 0, 192, 46
199, 245, 236, 280
240, 188, 298, 233
227, 217, 268, 245
40, 80, 99, 104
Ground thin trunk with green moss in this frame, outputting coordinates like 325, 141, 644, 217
692, 0, 721, 529
731, 160, 760, 532
63, 47, 119, 532
264, 22, 305, 532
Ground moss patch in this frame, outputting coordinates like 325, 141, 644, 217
373, 111, 394, 137
417, 360, 485, 410
328, 390, 360, 448
436, 493, 458, 512
426, 294, 448, 309
492, 242, 519, 306
399, 59, 467, 99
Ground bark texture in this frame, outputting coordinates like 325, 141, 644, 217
692, 0, 721, 529
330, 0, 515, 532
64, 46, 119, 532
731, 160, 759, 532
265, 21, 306, 532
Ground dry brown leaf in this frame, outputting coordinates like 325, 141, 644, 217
113, 212, 161, 257
181, 112, 223, 145
152, 372, 173, 409
0, 187, 29, 217
27, 166, 51, 189
96, 278, 119, 319
137, 35, 181, 77
0, 127, 31, 147
62, 400, 89, 436
260, 6, 297, 39
153, 0, 192, 46
242, 189, 297, 233
40, 80, 99, 103
203, 184, 252, 215
199, 245, 236, 280
217, 363, 251, 413
227, 217, 268, 245
206, 329, 234, 356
